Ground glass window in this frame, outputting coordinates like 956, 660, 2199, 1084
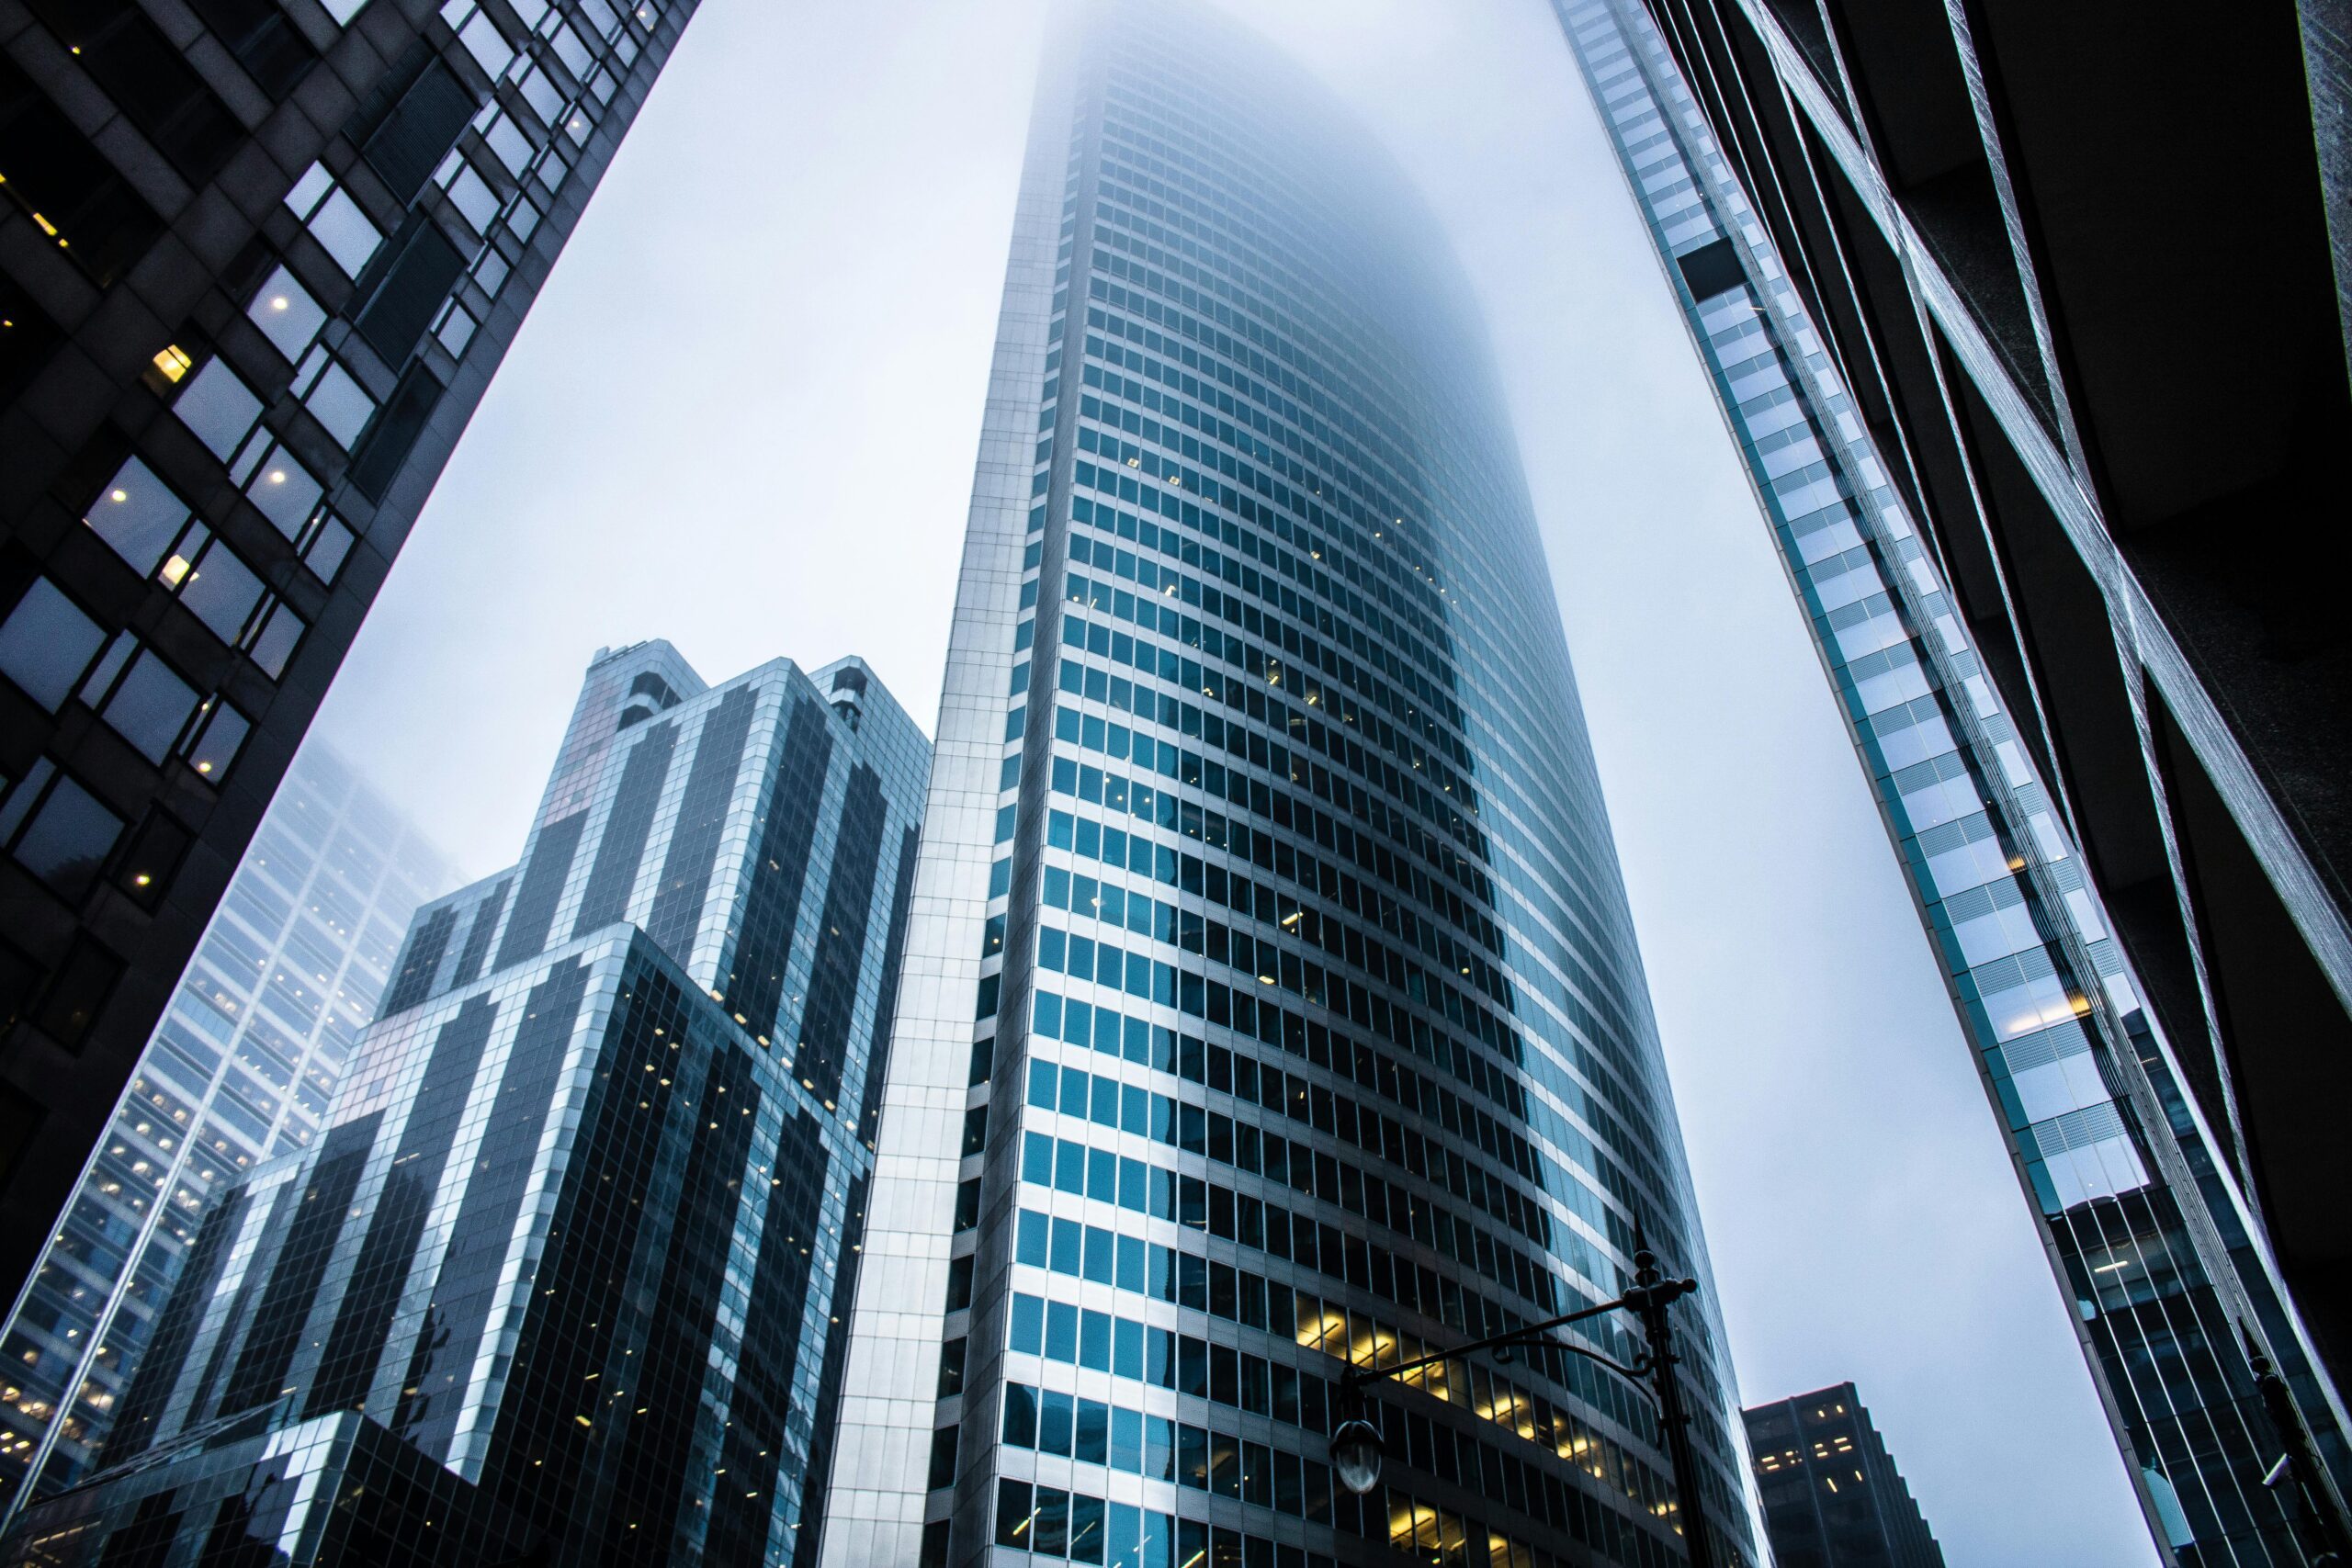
0, 579, 106, 711
100, 650, 198, 763
187, 698, 250, 783
248, 265, 327, 362
174, 360, 264, 463
304, 514, 356, 582
458, 11, 514, 75
178, 541, 265, 645
549, 24, 592, 74
247, 602, 304, 679
12, 773, 123, 899
517, 66, 561, 125
304, 362, 376, 449
442, 159, 501, 234
31, 936, 119, 1047
84, 457, 192, 573
481, 113, 534, 175
284, 162, 334, 220
308, 187, 382, 277
243, 443, 323, 539
434, 299, 478, 357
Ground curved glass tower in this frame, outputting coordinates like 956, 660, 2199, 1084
820, 5, 1758, 1566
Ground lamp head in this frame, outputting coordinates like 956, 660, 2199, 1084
1329, 1417, 1385, 1495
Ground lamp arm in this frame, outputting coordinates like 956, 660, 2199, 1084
1340, 1293, 1632, 1393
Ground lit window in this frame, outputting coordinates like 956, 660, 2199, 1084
247, 265, 327, 363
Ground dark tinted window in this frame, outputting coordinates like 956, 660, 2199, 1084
0, 55, 164, 284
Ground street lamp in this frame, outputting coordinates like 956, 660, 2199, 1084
1326, 1236, 1717, 1568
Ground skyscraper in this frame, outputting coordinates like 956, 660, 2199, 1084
1551, 0, 2352, 1560
1743, 1384, 1943, 1568
0, 0, 702, 1311
818, 5, 1757, 1566
0, 642, 930, 1565
1595, 0, 2352, 1448
0, 743, 455, 1517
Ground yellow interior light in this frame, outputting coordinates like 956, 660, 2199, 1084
153, 344, 193, 382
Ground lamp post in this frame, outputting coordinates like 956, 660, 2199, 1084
1328, 1238, 1718, 1568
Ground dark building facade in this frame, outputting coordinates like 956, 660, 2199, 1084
1617, 0, 2352, 1454
0, 0, 700, 1315
817, 5, 1758, 1567
1742, 1386, 1942, 1568
1553, 0, 2352, 1562
0, 641, 931, 1565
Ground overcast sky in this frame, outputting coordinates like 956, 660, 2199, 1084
308, 3, 2156, 1562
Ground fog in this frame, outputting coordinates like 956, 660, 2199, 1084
309, 2, 2156, 1561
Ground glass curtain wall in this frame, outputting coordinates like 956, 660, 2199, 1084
0, 747, 456, 1518
822, 5, 1761, 1566
1551, 3, 2352, 1562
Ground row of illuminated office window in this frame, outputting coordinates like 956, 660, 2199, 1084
1003, 1196, 1672, 1503
990, 1249, 1686, 1568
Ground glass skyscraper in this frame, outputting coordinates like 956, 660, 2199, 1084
1552, 2, 2352, 1562
0, 744, 455, 1518
0, 0, 703, 1317
819, 5, 1756, 1566
1742, 1383, 1943, 1568
0, 642, 929, 1564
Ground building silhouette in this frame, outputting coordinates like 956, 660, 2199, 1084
1, 642, 929, 1564
1551, 0, 2352, 1559
816, 5, 1758, 1566
0, 744, 455, 1519
0, 0, 703, 1314
1744, 1385, 1943, 1568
